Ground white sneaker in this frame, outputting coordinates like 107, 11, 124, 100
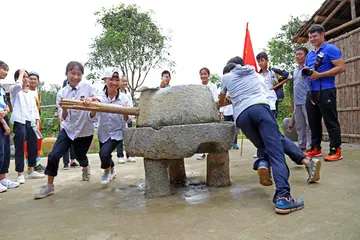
118, 157, 125, 164
110, 168, 116, 181
28, 171, 45, 179
17, 175, 25, 184
253, 151, 258, 158
0, 179, 20, 189
101, 171, 111, 185
127, 157, 136, 163
0, 184, 7, 193
82, 165, 91, 181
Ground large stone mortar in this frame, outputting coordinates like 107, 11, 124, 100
124, 85, 235, 198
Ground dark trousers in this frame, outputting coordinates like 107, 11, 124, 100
306, 88, 341, 150
236, 104, 291, 203
45, 129, 93, 177
62, 145, 77, 165
0, 116, 11, 174
13, 121, 38, 172
256, 110, 306, 168
223, 115, 239, 144
100, 139, 121, 169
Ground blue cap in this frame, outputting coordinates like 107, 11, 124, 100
29, 71, 40, 80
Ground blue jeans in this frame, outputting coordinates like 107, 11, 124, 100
0, 116, 10, 174
236, 104, 291, 203
45, 129, 93, 177
100, 139, 121, 169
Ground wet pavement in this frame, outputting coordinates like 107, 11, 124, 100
0, 140, 359, 240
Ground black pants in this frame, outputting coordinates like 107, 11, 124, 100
45, 129, 93, 177
100, 139, 121, 169
0, 116, 10, 174
13, 121, 38, 172
306, 88, 341, 150
62, 145, 77, 165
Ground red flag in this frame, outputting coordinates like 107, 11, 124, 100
243, 23, 258, 72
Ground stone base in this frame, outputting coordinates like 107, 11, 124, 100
168, 158, 186, 185
144, 159, 171, 198
123, 122, 235, 160
206, 152, 231, 187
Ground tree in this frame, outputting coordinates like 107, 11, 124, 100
86, 4, 175, 100
209, 73, 221, 88
264, 15, 309, 121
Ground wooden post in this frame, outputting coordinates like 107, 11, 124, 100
351, 0, 356, 20
326, 17, 360, 36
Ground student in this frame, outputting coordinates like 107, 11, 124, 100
0, 61, 19, 193
34, 61, 100, 199
24, 72, 45, 172
58, 79, 79, 169
288, 47, 311, 151
217, 56, 316, 214
10, 69, 44, 184
160, 70, 171, 88
90, 71, 130, 185
117, 75, 136, 163
197, 67, 218, 160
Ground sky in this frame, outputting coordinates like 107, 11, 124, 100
1, 0, 324, 88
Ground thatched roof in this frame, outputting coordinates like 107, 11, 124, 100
293, 0, 360, 43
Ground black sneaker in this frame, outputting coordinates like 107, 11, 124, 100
70, 162, 79, 167
63, 164, 70, 170
35, 165, 45, 172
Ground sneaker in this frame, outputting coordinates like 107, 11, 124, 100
63, 164, 70, 170
275, 197, 304, 214
70, 161, 79, 168
305, 158, 321, 184
82, 165, 91, 181
101, 171, 111, 185
197, 154, 206, 160
110, 168, 116, 181
257, 161, 273, 186
305, 147, 323, 158
324, 147, 343, 162
127, 157, 136, 163
253, 152, 258, 158
35, 164, 45, 172
0, 179, 20, 189
17, 175, 25, 184
28, 171, 45, 179
34, 185, 55, 199
0, 184, 7, 193
232, 143, 239, 150
118, 157, 125, 164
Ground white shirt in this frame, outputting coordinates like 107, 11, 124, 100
9, 80, 40, 124
119, 89, 134, 124
256, 73, 276, 110
205, 82, 218, 101
56, 80, 100, 140
219, 104, 233, 116
95, 90, 130, 143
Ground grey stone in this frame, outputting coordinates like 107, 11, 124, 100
282, 117, 298, 141
206, 152, 231, 187
123, 122, 235, 160
144, 159, 171, 198
137, 85, 219, 129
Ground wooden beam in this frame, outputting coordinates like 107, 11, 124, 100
350, 0, 356, 19
314, 15, 349, 25
326, 16, 360, 36
322, 0, 348, 26
295, 37, 308, 44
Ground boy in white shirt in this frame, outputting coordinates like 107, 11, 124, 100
10, 69, 44, 184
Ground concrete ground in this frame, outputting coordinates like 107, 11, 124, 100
0, 140, 359, 240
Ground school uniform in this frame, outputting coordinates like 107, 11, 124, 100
9, 79, 40, 172
0, 86, 11, 175
95, 89, 130, 169
219, 104, 239, 145
44, 80, 99, 177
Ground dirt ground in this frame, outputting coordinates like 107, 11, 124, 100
1, 140, 359, 240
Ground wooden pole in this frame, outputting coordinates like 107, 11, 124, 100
59, 99, 140, 116
351, 0, 356, 20
326, 17, 360, 36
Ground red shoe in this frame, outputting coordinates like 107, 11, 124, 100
305, 147, 323, 158
324, 147, 343, 161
